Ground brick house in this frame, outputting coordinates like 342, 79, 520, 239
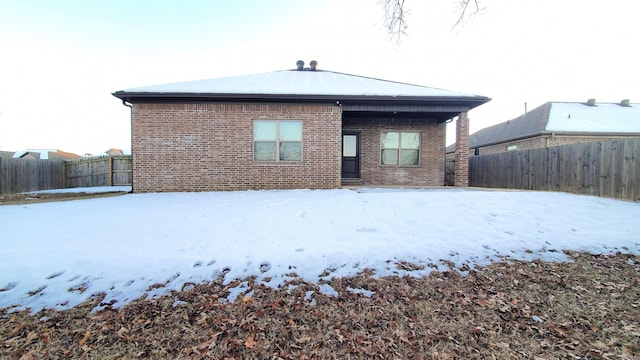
450, 100, 640, 156
113, 61, 489, 192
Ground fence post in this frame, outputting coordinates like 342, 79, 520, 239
109, 156, 113, 186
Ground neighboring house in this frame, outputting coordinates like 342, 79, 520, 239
105, 148, 125, 156
113, 61, 489, 192
88, 148, 131, 157
451, 100, 640, 155
12, 149, 81, 160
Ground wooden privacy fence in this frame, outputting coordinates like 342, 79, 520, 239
0, 158, 66, 194
0, 156, 131, 195
469, 138, 640, 201
65, 156, 132, 188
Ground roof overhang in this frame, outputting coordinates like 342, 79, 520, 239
112, 91, 490, 123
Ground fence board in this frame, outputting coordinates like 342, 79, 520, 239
469, 138, 640, 202
65, 156, 132, 188
0, 156, 131, 194
629, 140, 640, 201
112, 156, 133, 186
0, 158, 65, 194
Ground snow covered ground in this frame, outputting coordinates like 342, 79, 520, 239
1, 187, 639, 313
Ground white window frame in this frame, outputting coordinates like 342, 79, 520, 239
253, 120, 303, 162
380, 131, 421, 166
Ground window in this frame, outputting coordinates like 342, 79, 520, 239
254, 120, 302, 161
381, 132, 420, 165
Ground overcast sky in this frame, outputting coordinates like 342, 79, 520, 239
1, 0, 638, 155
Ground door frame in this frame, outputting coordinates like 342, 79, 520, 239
341, 131, 360, 178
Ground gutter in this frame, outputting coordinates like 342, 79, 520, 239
119, 99, 134, 193
111, 92, 491, 110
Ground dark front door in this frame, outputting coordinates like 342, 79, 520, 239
342, 132, 360, 178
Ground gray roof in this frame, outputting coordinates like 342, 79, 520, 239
116, 69, 484, 99
11, 149, 81, 160
113, 68, 490, 121
468, 101, 640, 149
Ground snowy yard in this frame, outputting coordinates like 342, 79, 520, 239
1, 187, 639, 313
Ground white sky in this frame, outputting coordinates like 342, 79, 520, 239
0, 0, 638, 155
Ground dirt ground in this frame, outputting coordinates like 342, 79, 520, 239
0, 191, 128, 205
2, 251, 639, 359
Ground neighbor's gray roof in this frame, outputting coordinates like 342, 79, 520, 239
114, 69, 489, 104
468, 101, 640, 149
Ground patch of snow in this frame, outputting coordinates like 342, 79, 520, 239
531, 315, 544, 323
172, 298, 188, 307
347, 287, 375, 298
319, 284, 339, 297
0, 188, 639, 313
226, 281, 250, 303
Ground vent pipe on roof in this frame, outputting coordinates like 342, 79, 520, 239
296, 60, 304, 71
620, 99, 631, 107
586, 98, 596, 106
310, 60, 318, 71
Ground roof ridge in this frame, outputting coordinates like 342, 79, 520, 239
279, 68, 461, 93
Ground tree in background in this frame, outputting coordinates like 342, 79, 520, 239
381, 0, 485, 43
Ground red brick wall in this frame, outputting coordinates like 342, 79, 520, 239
342, 118, 446, 186
454, 112, 469, 187
476, 134, 640, 155
131, 103, 342, 192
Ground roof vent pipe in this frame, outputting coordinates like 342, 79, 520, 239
620, 99, 630, 107
296, 60, 304, 71
586, 98, 596, 106
310, 60, 318, 71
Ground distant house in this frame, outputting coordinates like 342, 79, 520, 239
451, 100, 640, 155
104, 148, 126, 156
12, 149, 81, 160
88, 148, 130, 157
113, 61, 489, 192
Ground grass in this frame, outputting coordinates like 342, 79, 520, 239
2, 251, 639, 359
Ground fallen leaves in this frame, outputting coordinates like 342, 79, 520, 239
244, 332, 257, 349
1, 251, 639, 359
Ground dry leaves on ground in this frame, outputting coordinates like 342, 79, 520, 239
2, 251, 639, 359
0, 191, 127, 206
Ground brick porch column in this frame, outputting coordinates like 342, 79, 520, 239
454, 111, 469, 187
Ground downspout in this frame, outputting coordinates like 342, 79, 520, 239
121, 100, 134, 193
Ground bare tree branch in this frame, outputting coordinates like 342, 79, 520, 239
454, 0, 485, 27
380, 0, 409, 44
380, 0, 486, 43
